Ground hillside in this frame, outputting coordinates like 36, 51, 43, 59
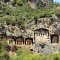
0, 0, 60, 60
0, 0, 60, 29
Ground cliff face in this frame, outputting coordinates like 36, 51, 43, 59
26, 14, 60, 34
28, 0, 53, 8
25, 14, 60, 54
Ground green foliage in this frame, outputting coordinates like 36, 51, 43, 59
0, 4, 13, 16
0, 1, 60, 29
15, 0, 27, 6
0, 41, 10, 60
16, 48, 23, 55
0, 52, 10, 60
48, 53, 60, 60
0, 41, 10, 51
23, 54, 40, 60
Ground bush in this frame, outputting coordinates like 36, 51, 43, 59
15, 0, 27, 6
47, 53, 60, 60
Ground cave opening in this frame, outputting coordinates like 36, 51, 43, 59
39, 43, 45, 49
51, 34, 59, 43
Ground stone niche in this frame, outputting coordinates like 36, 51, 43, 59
34, 28, 49, 43
25, 37, 33, 46
7, 36, 14, 45
15, 36, 24, 46
51, 34, 59, 43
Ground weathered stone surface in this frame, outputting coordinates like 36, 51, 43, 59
26, 14, 60, 54
5, 25, 21, 37
0, 14, 60, 54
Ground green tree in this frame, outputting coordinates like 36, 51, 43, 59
15, 0, 27, 6
0, 41, 10, 60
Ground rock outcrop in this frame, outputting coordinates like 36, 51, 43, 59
28, 0, 53, 8
0, 0, 53, 9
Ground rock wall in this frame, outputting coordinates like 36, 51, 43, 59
0, 14, 60, 54
26, 14, 60, 54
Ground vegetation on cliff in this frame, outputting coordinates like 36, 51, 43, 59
0, 0, 60, 28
